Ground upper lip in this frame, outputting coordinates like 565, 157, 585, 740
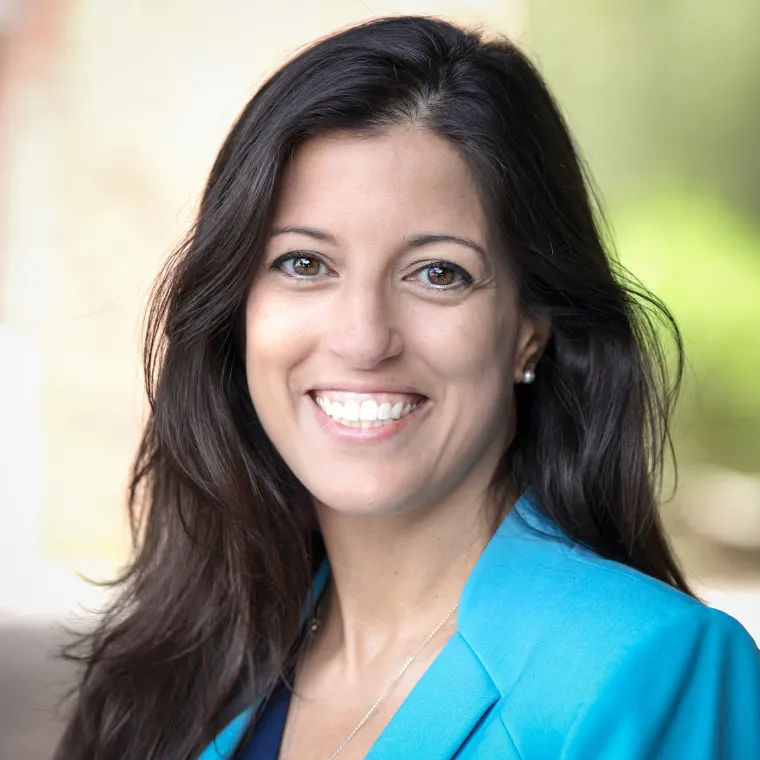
307, 382, 428, 396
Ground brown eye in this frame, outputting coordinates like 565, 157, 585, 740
269, 252, 330, 279
405, 261, 474, 291
426, 264, 457, 287
292, 255, 321, 276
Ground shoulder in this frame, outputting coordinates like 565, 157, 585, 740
459, 499, 714, 671
457, 501, 760, 757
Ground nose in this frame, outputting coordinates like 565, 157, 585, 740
326, 283, 403, 369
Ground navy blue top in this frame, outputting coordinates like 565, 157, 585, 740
238, 684, 292, 760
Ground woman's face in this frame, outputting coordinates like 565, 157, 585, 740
245, 126, 544, 518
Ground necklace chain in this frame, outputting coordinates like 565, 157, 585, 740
280, 601, 459, 760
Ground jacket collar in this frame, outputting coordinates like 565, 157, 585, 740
457, 492, 571, 694
365, 631, 499, 760
199, 494, 561, 760
367, 493, 565, 760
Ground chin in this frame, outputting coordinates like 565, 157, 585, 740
308, 479, 418, 519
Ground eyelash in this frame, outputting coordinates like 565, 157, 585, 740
268, 252, 475, 291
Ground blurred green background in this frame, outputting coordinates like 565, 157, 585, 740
530, 0, 760, 475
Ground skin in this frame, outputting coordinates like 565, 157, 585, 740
245, 125, 549, 759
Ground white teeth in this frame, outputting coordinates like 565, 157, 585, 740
342, 400, 360, 421
359, 400, 378, 421
313, 393, 425, 427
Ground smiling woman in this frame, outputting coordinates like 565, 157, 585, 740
54, 15, 759, 760
245, 128, 538, 514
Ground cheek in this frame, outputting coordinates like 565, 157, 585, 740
247, 289, 299, 351
244, 289, 312, 402
411, 298, 515, 383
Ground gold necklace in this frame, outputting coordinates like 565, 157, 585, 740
280, 601, 459, 760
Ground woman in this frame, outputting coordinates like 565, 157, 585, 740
55, 15, 759, 760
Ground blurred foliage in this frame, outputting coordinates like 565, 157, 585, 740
528, 1, 760, 475
528, 0, 760, 218
615, 191, 760, 473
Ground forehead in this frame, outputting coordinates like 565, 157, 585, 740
273, 127, 489, 242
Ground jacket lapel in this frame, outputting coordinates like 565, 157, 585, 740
365, 630, 499, 760
366, 494, 561, 760
199, 496, 553, 760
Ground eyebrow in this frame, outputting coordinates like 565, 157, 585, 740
270, 226, 487, 260
403, 232, 487, 260
270, 225, 338, 244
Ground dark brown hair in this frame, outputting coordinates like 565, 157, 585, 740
55, 15, 689, 760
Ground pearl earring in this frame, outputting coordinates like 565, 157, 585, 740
522, 369, 535, 384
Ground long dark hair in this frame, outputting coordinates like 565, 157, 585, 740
55, 16, 690, 760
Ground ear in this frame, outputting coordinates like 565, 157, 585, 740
513, 311, 551, 383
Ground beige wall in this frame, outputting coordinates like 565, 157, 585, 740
0, 1, 524, 578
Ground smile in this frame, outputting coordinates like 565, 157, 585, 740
309, 391, 427, 429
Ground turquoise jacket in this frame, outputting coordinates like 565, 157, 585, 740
200, 495, 760, 759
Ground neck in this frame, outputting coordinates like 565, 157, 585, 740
313, 493, 500, 669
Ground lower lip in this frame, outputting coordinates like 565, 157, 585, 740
307, 395, 429, 442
